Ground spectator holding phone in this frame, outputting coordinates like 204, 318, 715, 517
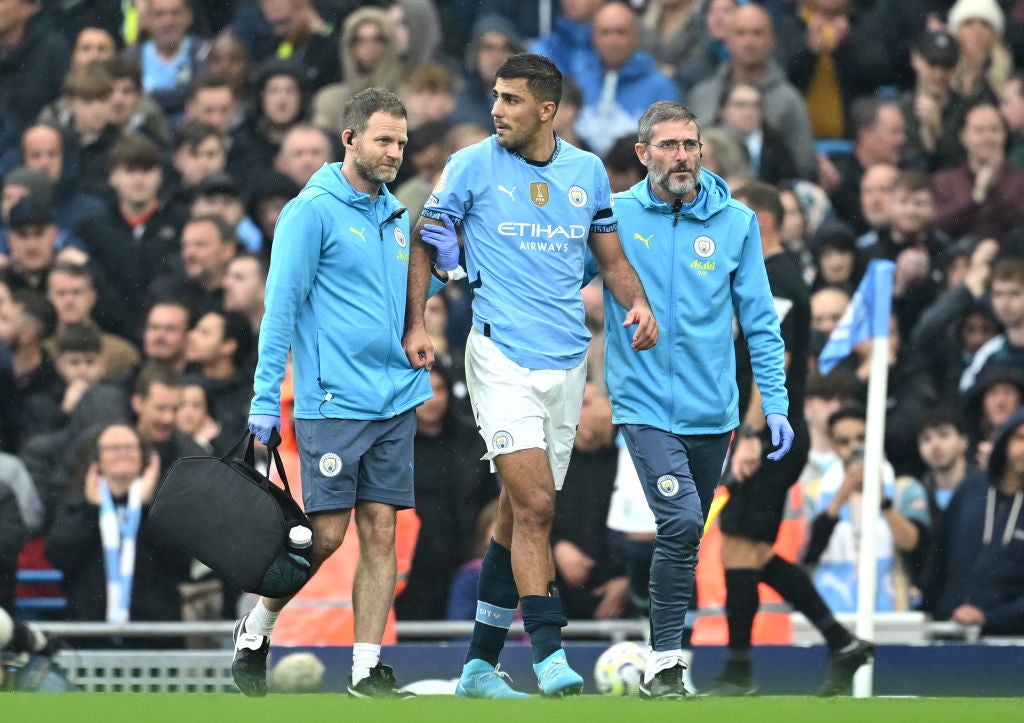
802, 404, 932, 612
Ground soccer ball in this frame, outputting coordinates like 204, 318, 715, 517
593, 641, 648, 696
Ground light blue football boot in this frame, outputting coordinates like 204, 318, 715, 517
456, 658, 531, 699
533, 649, 584, 697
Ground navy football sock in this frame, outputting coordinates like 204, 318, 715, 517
466, 539, 519, 666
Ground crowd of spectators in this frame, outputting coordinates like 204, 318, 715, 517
1, 0, 1023, 646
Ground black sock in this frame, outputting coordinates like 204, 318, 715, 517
521, 594, 567, 663
10, 621, 44, 654
724, 568, 760, 658
466, 539, 519, 666
722, 651, 752, 681
760, 555, 853, 651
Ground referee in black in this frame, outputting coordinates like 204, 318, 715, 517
705, 182, 873, 697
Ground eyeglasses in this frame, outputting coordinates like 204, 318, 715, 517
99, 443, 142, 454
352, 34, 387, 46
647, 139, 702, 154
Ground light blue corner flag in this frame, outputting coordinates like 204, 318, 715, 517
818, 259, 895, 375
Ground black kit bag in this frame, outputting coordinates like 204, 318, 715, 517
149, 431, 312, 598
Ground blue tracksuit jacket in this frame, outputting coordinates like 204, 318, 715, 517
588, 169, 788, 433
251, 162, 443, 419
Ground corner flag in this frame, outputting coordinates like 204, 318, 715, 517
817, 260, 896, 375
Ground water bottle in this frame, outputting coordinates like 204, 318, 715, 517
287, 525, 313, 566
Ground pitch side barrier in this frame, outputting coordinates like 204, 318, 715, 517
33, 618, 1023, 695
35, 614, 979, 643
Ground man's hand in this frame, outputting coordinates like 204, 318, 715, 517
61, 379, 90, 414
766, 413, 794, 460
972, 163, 998, 203
248, 414, 281, 445
140, 452, 162, 505
420, 214, 460, 271
913, 93, 941, 150
965, 238, 999, 298
951, 604, 986, 626
623, 305, 658, 350
730, 436, 763, 482
893, 246, 931, 296
553, 540, 594, 588
817, 153, 842, 192
402, 326, 435, 370
826, 459, 863, 518
592, 576, 631, 619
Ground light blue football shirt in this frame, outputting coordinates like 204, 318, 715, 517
423, 135, 616, 370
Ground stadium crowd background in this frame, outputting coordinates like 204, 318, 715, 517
1, 0, 1023, 649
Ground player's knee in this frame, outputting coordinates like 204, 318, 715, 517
511, 489, 555, 530
314, 528, 346, 558
656, 507, 703, 549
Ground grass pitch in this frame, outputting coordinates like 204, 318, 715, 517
4, 694, 1022, 723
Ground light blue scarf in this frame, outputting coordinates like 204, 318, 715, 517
99, 479, 143, 623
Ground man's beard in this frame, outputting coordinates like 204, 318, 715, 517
651, 161, 700, 197
355, 154, 399, 185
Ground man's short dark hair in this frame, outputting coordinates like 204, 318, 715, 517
496, 53, 562, 107
850, 96, 897, 135
109, 134, 162, 171
806, 369, 861, 401
992, 256, 1024, 284
219, 309, 255, 369
145, 298, 193, 329
12, 289, 56, 339
892, 169, 932, 195
175, 119, 227, 153
637, 101, 700, 145
959, 100, 1004, 133
133, 361, 182, 398
342, 88, 407, 137
64, 64, 114, 101
915, 406, 966, 440
101, 57, 143, 89
186, 213, 237, 245
603, 133, 645, 174
734, 181, 785, 230
827, 402, 867, 433
231, 251, 269, 279
56, 323, 102, 355
49, 260, 95, 289
405, 119, 449, 156
561, 78, 583, 110
188, 73, 235, 102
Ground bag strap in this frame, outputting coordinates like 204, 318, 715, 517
230, 430, 295, 498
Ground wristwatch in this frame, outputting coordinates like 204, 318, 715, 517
880, 497, 894, 512
432, 264, 468, 282
737, 423, 761, 439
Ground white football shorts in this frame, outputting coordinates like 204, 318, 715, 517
464, 327, 586, 490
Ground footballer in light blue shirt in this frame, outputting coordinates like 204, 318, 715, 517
402, 53, 657, 699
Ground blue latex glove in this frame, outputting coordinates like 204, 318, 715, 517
421, 214, 460, 271
765, 413, 794, 461
248, 414, 280, 445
